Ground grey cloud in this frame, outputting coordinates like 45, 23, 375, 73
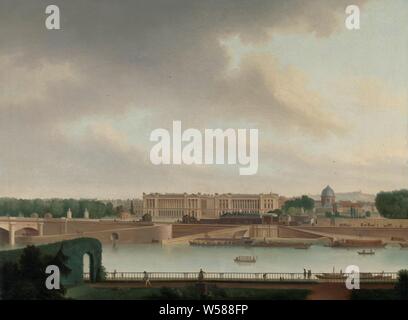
0, 0, 374, 197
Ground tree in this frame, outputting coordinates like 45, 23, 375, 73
283, 195, 315, 213
375, 190, 408, 219
0, 197, 116, 218
130, 200, 135, 215
0, 245, 71, 300
395, 269, 408, 299
268, 209, 282, 216
141, 213, 152, 222
286, 207, 297, 216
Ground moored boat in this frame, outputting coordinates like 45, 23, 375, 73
234, 256, 257, 263
294, 244, 311, 249
358, 249, 375, 255
315, 273, 347, 280
316, 272, 392, 280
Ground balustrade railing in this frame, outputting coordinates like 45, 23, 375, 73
83, 271, 397, 283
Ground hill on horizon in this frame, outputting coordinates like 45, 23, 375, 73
308, 191, 375, 203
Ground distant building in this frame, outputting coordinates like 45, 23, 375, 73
314, 185, 377, 217
132, 199, 144, 216
321, 185, 336, 208
315, 185, 336, 214
143, 192, 280, 220
117, 211, 132, 220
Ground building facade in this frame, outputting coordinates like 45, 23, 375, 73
315, 185, 336, 214
142, 192, 280, 220
315, 186, 377, 217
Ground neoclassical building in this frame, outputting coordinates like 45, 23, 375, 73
315, 185, 336, 214
143, 192, 280, 220
321, 185, 336, 208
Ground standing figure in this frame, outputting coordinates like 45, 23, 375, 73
143, 271, 151, 287
198, 268, 205, 282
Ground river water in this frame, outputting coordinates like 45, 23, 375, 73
101, 243, 408, 273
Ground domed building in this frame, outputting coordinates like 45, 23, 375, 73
314, 185, 337, 214
321, 185, 335, 208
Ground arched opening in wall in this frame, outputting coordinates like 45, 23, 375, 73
15, 227, 39, 237
0, 228, 9, 246
111, 232, 119, 248
83, 252, 94, 281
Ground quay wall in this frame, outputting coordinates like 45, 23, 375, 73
297, 226, 408, 241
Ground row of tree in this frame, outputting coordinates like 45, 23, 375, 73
283, 195, 315, 213
0, 198, 115, 219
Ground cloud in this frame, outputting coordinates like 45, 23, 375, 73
214, 52, 347, 135
340, 76, 408, 111
1, 0, 396, 198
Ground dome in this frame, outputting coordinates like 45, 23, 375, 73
321, 185, 335, 197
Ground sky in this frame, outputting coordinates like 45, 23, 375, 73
0, 0, 407, 199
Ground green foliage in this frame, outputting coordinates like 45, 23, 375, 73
96, 265, 107, 282
352, 269, 408, 300
181, 215, 198, 223
142, 213, 152, 222
0, 245, 71, 300
283, 196, 315, 213
375, 190, 408, 219
148, 286, 310, 300
351, 289, 397, 300
268, 209, 282, 215
67, 285, 310, 300
395, 269, 408, 299
0, 198, 115, 218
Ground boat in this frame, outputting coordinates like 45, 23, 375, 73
316, 272, 392, 280
315, 273, 347, 280
189, 238, 253, 247
294, 244, 311, 250
234, 256, 256, 263
329, 239, 385, 248
252, 241, 311, 248
358, 249, 375, 255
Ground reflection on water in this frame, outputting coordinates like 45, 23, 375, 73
101, 244, 408, 273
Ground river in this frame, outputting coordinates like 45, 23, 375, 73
100, 243, 408, 273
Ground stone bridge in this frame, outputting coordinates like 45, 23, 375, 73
0, 216, 173, 246
0, 217, 44, 245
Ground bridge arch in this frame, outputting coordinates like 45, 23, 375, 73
0, 227, 9, 245
83, 252, 95, 281
58, 238, 102, 285
15, 227, 39, 236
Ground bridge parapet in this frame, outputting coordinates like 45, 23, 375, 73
84, 271, 398, 284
